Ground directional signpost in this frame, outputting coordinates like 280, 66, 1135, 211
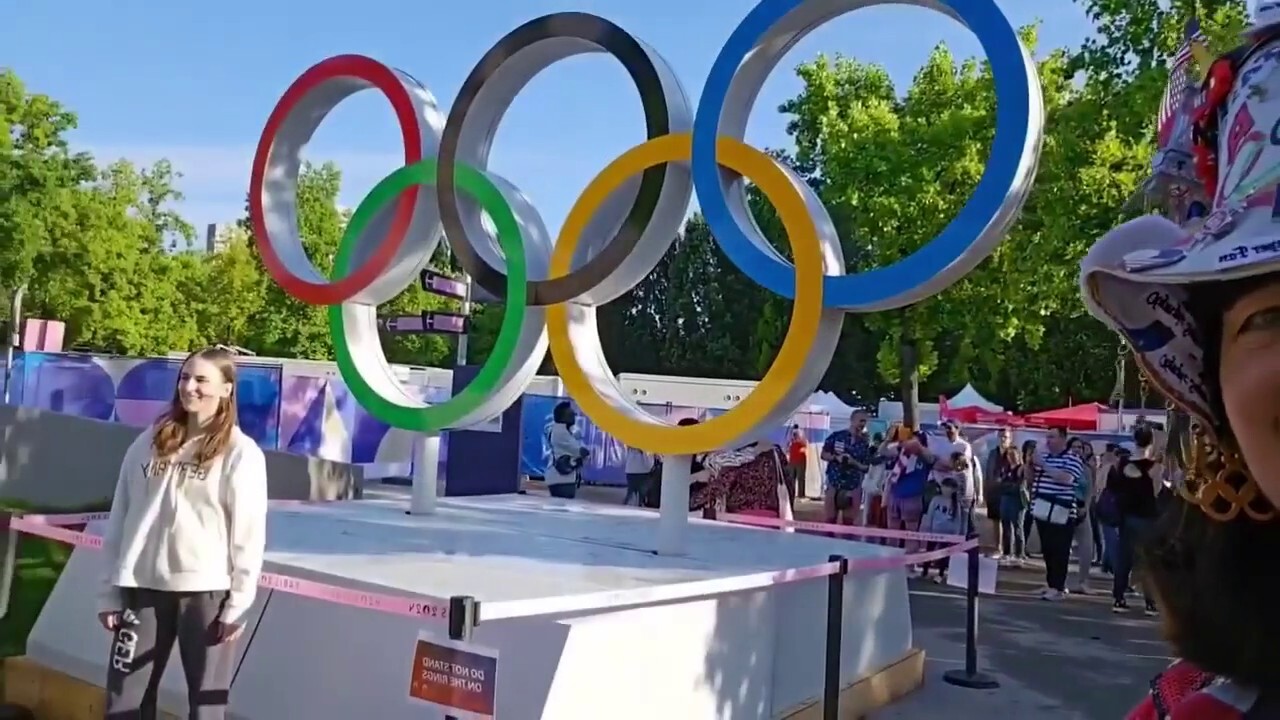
378, 312, 470, 335
376, 268, 473, 337
418, 269, 469, 302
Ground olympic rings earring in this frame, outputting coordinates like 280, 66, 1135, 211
1179, 425, 1275, 522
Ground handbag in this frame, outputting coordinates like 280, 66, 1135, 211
553, 454, 582, 475
1030, 495, 1073, 525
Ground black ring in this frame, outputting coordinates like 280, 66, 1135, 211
436, 12, 673, 306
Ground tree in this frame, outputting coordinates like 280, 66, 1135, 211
238, 162, 345, 360
1072, 0, 1248, 130
27, 160, 205, 354
237, 164, 462, 366
0, 70, 97, 314
780, 26, 1156, 415
0, 70, 223, 355
194, 224, 267, 348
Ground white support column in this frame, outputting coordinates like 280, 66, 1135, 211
408, 433, 442, 515
657, 455, 692, 556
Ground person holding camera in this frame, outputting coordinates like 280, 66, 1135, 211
544, 401, 589, 499
820, 410, 875, 526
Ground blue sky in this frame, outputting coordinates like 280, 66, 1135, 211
2, 0, 1091, 241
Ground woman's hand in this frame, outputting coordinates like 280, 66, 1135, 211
98, 610, 121, 632
213, 621, 244, 644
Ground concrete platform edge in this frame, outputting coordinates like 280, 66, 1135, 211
779, 647, 926, 720
2, 650, 924, 720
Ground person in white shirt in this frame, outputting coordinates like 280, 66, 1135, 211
623, 446, 655, 506
934, 421, 976, 526
544, 401, 588, 499
99, 346, 268, 718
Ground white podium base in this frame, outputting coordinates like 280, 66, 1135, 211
26, 495, 913, 719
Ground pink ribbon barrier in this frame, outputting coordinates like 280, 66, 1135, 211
9, 514, 453, 621
10, 509, 980, 624
22, 511, 112, 525
19, 500, 327, 529
720, 512, 967, 545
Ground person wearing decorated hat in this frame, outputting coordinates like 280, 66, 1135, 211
1081, 2, 1280, 713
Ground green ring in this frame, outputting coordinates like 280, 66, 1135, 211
328, 158, 528, 431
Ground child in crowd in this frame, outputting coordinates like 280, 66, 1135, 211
919, 476, 968, 583
924, 451, 967, 512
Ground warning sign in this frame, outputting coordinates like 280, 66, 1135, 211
408, 631, 499, 719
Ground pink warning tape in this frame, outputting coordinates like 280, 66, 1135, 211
12, 509, 980, 624
19, 500, 323, 528
720, 512, 967, 545
9, 514, 452, 621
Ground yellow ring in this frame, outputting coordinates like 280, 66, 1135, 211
547, 133, 824, 454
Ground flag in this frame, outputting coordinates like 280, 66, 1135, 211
1157, 17, 1206, 146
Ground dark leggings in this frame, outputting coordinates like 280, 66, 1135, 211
1089, 504, 1103, 563
1036, 520, 1076, 591
1113, 516, 1155, 603
106, 588, 236, 719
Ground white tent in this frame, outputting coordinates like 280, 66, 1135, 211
809, 391, 858, 417
947, 383, 1003, 412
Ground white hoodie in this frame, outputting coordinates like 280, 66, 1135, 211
100, 425, 269, 625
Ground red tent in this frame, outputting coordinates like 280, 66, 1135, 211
1022, 402, 1106, 431
943, 404, 1024, 426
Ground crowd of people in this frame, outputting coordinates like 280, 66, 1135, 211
599, 401, 1177, 617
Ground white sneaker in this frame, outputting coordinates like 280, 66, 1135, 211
1042, 589, 1066, 601
1073, 586, 1092, 595
990, 552, 1004, 561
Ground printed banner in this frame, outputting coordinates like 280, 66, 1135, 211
6, 351, 840, 487
408, 632, 498, 719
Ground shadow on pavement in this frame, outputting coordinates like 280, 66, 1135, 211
526, 482, 1170, 718
877, 563, 1170, 719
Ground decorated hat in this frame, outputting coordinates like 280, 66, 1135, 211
1080, 36, 1280, 432
1247, 0, 1280, 36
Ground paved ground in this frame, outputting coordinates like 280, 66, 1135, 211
879, 566, 1168, 719
525, 482, 1171, 718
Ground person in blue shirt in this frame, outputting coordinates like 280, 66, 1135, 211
886, 430, 936, 553
820, 410, 875, 525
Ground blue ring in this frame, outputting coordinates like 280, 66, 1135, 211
691, 0, 1033, 307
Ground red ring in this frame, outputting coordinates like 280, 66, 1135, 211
249, 55, 423, 304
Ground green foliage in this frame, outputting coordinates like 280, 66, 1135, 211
0, 69, 460, 367
0, 0, 1216, 413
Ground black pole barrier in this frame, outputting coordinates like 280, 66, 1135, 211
823, 554, 849, 720
445, 595, 479, 720
942, 532, 999, 689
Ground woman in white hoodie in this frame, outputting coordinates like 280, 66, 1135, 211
99, 346, 268, 719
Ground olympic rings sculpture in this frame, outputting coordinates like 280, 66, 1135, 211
248, 0, 1044, 455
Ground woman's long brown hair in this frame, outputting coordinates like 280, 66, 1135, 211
151, 347, 239, 466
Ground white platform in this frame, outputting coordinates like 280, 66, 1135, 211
27, 494, 914, 719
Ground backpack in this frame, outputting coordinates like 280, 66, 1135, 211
1096, 485, 1122, 527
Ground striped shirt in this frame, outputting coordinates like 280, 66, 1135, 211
1032, 451, 1086, 516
